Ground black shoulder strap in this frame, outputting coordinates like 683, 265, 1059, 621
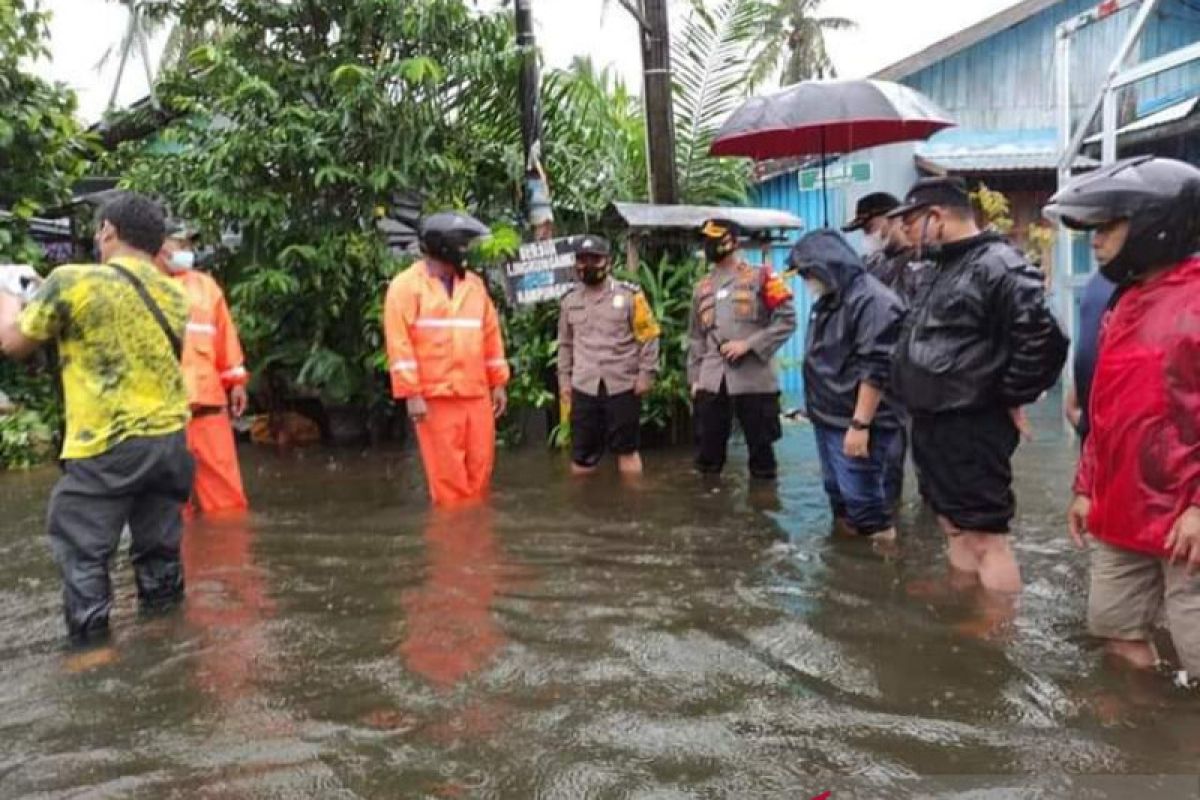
107, 262, 183, 360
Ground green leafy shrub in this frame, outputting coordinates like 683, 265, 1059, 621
0, 361, 61, 469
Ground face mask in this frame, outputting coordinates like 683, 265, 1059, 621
580, 266, 607, 286
704, 236, 735, 264
863, 231, 885, 256
168, 250, 195, 273
916, 213, 943, 260
803, 277, 827, 298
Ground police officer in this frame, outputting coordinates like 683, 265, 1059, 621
558, 235, 661, 475
688, 219, 797, 480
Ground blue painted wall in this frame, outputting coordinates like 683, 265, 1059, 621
902, 0, 1200, 132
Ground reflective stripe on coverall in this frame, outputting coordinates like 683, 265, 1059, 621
178, 269, 249, 514
384, 261, 511, 506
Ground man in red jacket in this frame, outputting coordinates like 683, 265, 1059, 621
1045, 157, 1200, 680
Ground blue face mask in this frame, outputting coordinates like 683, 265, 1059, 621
168, 250, 196, 273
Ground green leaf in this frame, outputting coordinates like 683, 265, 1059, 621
330, 63, 372, 93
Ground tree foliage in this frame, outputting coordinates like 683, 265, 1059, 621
0, 0, 92, 263
541, 58, 647, 227
103, 0, 771, 445
749, 0, 855, 89
115, 0, 525, 407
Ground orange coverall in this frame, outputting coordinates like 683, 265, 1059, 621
178, 269, 250, 514
384, 262, 510, 506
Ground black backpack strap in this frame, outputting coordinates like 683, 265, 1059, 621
107, 262, 183, 360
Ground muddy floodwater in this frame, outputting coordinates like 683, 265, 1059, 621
3, 400, 1200, 799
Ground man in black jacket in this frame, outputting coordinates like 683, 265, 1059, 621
843, 192, 918, 302
844, 192, 920, 508
888, 177, 1068, 593
790, 230, 906, 544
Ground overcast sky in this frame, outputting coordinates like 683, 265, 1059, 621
34, 0, 1024, 123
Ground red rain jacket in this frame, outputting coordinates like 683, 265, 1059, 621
1074, 256, 1200, 557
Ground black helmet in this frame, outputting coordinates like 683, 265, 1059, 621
1043, 156, 1200, 284
419, 211, 490, 270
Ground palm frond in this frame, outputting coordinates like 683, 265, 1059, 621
671, 0, 769, 204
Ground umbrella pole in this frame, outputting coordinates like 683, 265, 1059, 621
820, 127, 829, 227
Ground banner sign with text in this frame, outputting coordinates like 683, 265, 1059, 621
502, 237, 578, 307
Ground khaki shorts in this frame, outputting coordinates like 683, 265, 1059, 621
1088, 539, 1200, 674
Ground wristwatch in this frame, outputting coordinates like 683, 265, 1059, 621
849, 418, 871, 431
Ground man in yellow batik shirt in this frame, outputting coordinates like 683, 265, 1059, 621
0, 192, 194, 646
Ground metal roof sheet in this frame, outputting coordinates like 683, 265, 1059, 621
916, 126, 1099, 172
605, 202, 805, 233
1084, 95, 1199, 143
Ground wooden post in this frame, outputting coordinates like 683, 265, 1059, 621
640, 0, 679, 205
625, 234, 640, 274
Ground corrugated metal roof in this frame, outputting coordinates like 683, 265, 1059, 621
921, 150, 1100, 172
1084, 95, 1199, 143
915, 126, 1099, 172
605, 202, 805, 233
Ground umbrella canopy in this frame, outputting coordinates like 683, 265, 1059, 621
710, 79, 954, 161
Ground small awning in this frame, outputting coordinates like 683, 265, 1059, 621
916, 127, 1098, 173
605, 202, 805, 238
1084, 95, 1199, 144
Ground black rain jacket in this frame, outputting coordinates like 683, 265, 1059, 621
892, 231, 1069, 415
791, 230, 906, 430
864, 244, 919, 303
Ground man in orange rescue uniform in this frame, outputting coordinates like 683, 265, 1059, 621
385, 211, 510, 507
158, 222, 250, 515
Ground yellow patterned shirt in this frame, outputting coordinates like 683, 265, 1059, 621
19, 256, 190, 460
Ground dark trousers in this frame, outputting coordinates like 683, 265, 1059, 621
911, 408, 1019, 533
47, 432, 194, 643
813, 422, 899, 535
884, 424, 907, 509
693, 384, 781, 479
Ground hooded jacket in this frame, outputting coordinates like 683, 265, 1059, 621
891, 231, 1068, 414
1074, 256, 1200, 557
790, 230, 906, 430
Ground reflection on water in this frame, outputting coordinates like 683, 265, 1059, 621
183, 514, 275, 705
2, 401, 1200, 798
399, 507, 506, 690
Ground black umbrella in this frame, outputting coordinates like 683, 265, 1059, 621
711, 79, 955, 226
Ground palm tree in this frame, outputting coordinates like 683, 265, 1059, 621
749, 0, 855, 89
100, 0, 218, 113
99, 0, 165, 112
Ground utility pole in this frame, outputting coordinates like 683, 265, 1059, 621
515, 0, 553, 235
638, 0, 679, 205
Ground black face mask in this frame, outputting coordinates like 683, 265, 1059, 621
704, 238, 734, 263
580, 267, 606, 286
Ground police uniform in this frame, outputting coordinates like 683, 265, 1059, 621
558, 276, 661, 467
688, 255, 797, 479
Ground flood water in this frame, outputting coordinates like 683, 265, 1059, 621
3, 400, 1200, 799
